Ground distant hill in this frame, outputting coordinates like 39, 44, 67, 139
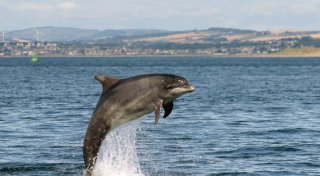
80, 29, 172, 41
6, 26, 99, 42
3, 26, 320, 43
5, 27, 171, 42
206, 27, 256, 34
135, 27, 258, 43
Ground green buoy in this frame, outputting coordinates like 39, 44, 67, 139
31, 55, 39, 63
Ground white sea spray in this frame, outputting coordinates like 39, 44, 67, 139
91, 121, 145, 176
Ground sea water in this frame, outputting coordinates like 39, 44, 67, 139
0, 57, 320, 176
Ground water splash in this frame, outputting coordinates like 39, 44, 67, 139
91, 122, 145, 176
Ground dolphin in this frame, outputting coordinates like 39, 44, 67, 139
83, 74, 195, 175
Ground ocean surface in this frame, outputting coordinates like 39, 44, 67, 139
0, 57, 320, 176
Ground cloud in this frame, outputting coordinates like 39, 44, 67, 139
14, 3, 54, 11
1, 0, 320, 30
11, 2, 78, 12
288, 1, 320, 16
57, 0, 218, 19
57, 2, 78, 10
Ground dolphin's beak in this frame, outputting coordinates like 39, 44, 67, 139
186, 85, 196, 92
172, 85, 195, 95
181, 85, 195, 92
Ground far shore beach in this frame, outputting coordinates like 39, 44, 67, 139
1, 54, 320, 58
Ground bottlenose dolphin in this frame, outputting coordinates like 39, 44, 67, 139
83, 74, 195, 175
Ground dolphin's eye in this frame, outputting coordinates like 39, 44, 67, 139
165, 83, 176, 89
178, 80, 185, 85
178, 79, 188, 86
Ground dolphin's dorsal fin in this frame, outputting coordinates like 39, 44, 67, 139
94, 75, 119, 91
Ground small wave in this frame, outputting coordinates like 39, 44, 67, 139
243, 127, 320, 136
214, 145, 301, 159
297, 162, 320, 167
269, 146, 300, 152
0, 163, 82, 175
225, 120, 249, 126
207, 172, 250, 176
266, 128, 319, 134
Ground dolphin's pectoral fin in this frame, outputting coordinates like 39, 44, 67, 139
94, 75, 119, 91
154, 99, 163, 126
163, 101, 173, 118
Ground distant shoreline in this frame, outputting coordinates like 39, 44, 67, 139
1, 54, 320, 59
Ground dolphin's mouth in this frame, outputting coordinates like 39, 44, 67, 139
180, 84, 195, 92
172, 84, 195, 94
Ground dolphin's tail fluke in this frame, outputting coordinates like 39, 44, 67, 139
83, 116, 110, 175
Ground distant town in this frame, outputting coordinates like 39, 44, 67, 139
1, 27, 320, 57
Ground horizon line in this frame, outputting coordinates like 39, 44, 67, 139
3, 25, 320, 33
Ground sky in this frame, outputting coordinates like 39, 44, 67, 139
1, 0, 320, 31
